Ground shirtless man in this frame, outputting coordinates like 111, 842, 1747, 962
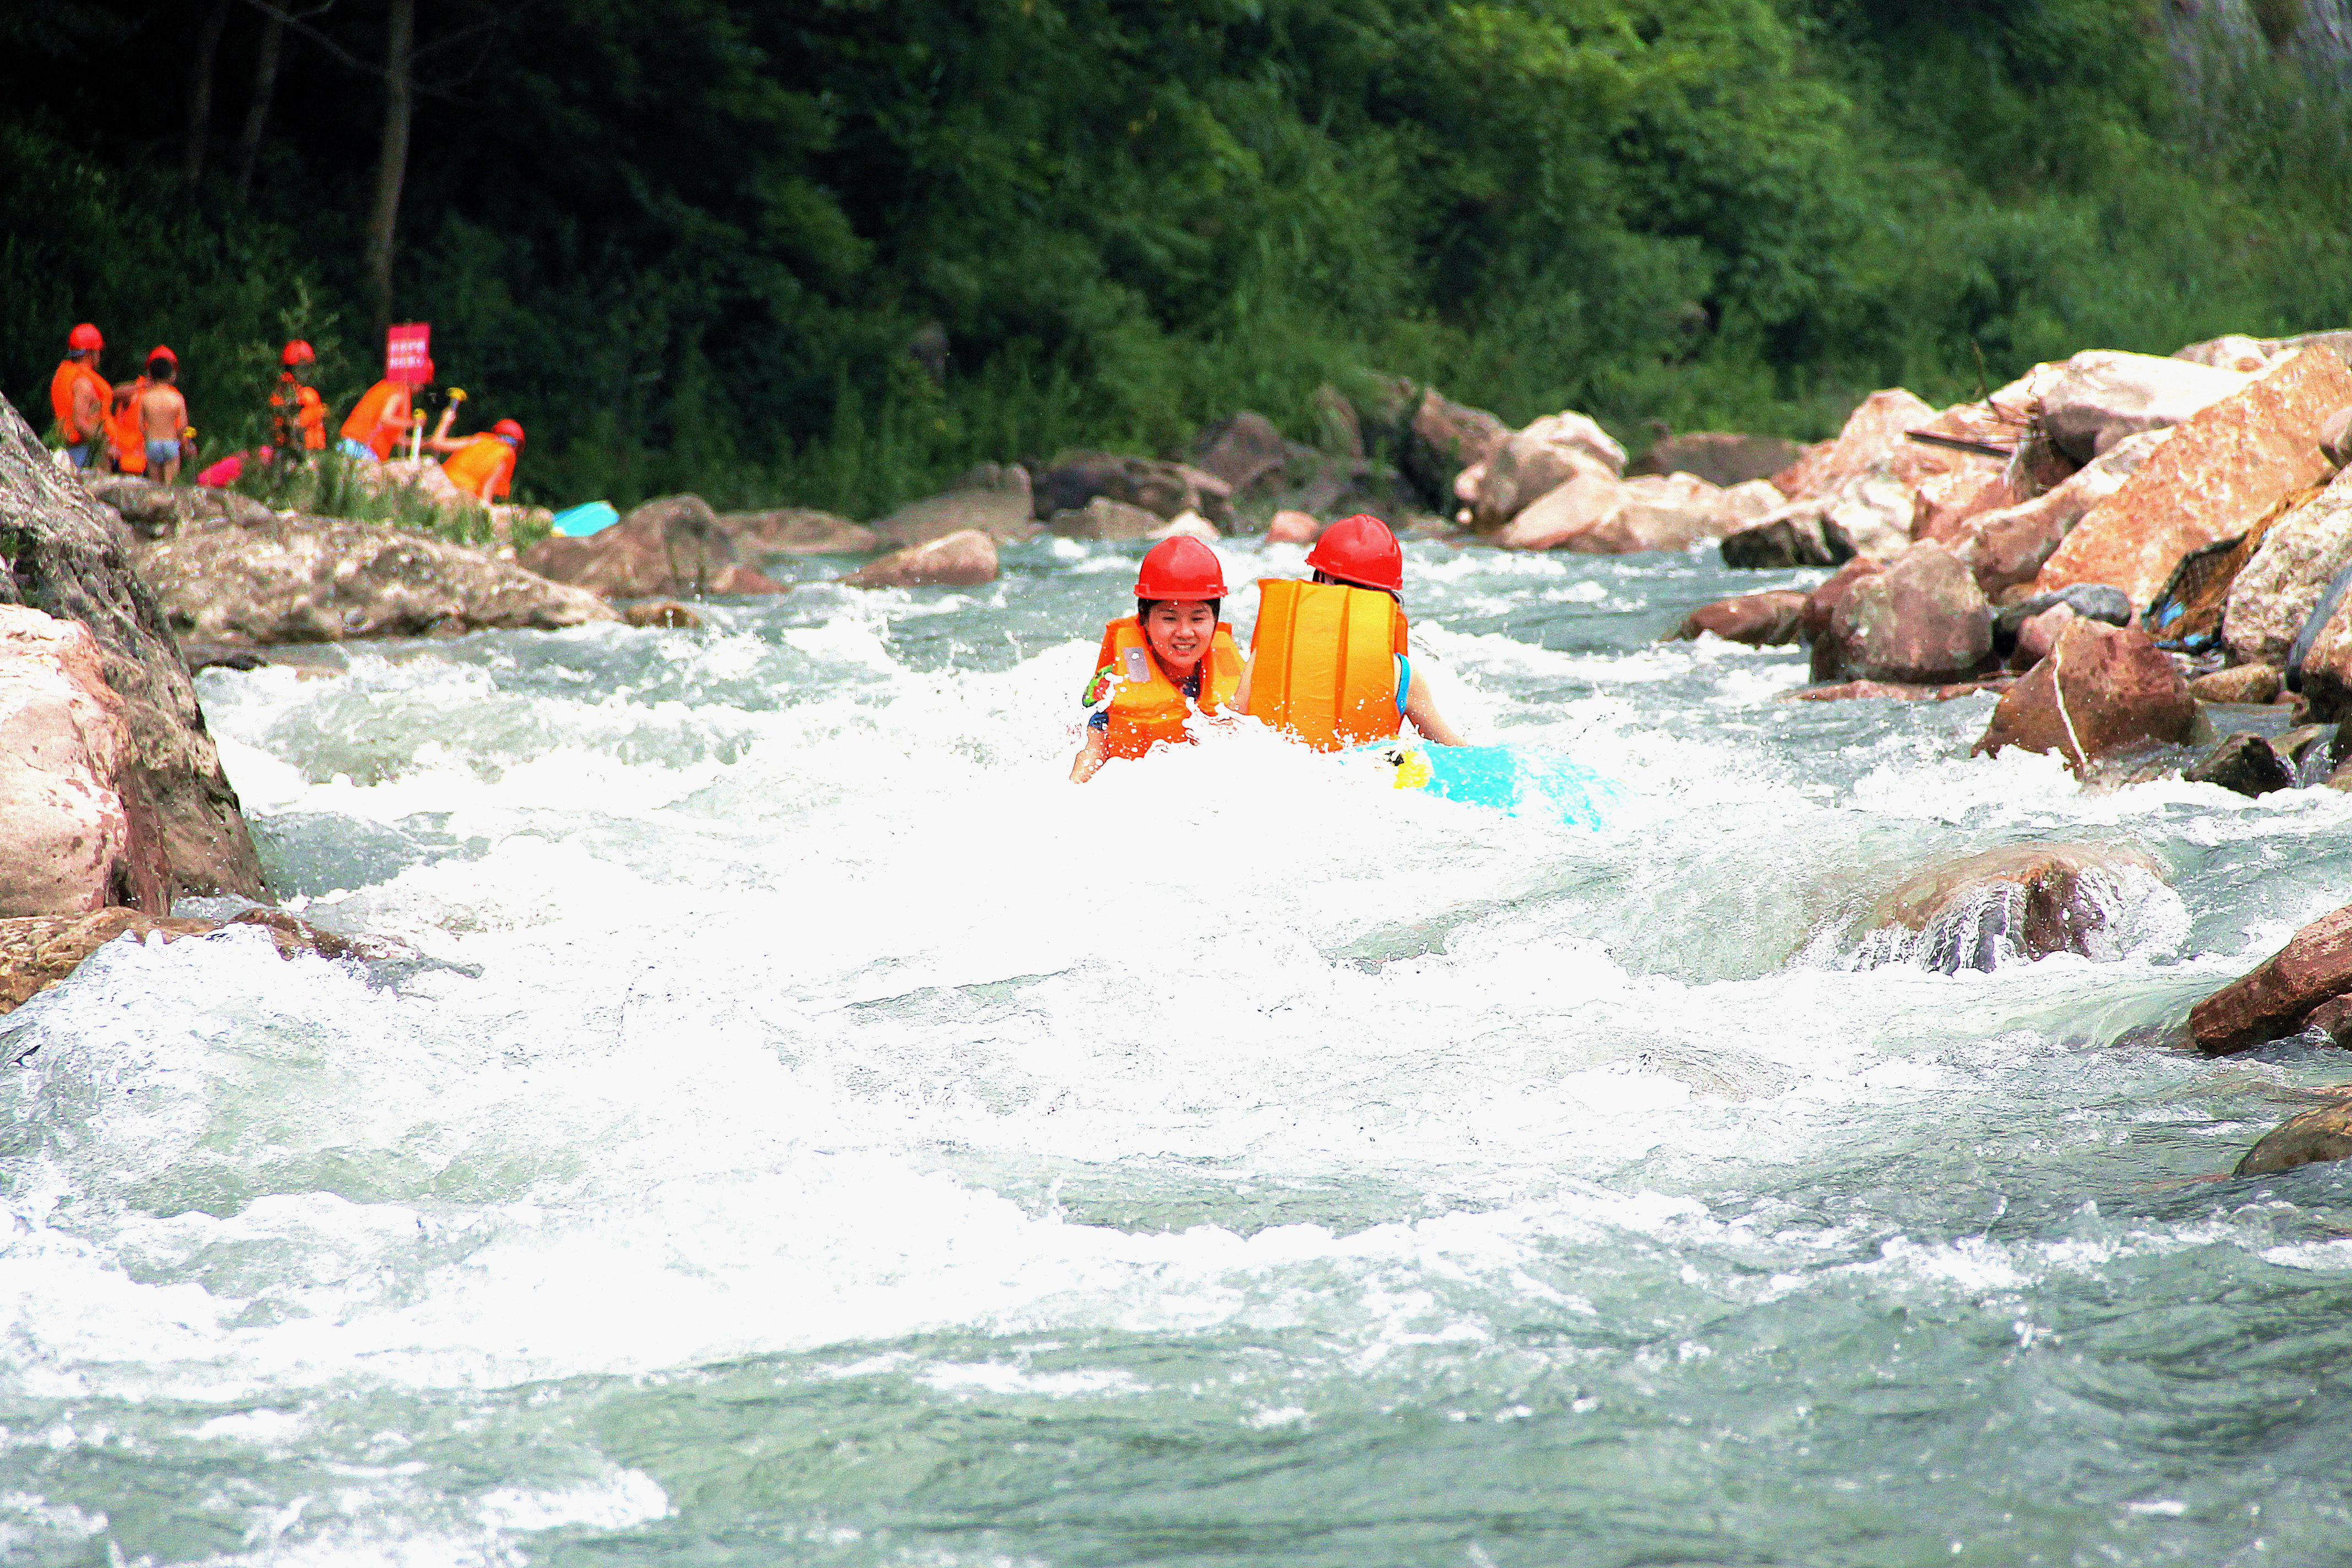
135, 348, 190, 485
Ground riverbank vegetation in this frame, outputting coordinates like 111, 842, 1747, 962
3, 0, 2347, 515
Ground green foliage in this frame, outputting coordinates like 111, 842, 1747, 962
2, 0, 2348, 517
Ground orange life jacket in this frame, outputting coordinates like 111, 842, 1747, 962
1090, 616, 1244, 761
1243, 578, 1408, 751
273, 377, 327, 451
442, 434, 516, 500
109, 377, 149, 475
50, 360, 111, 445
340, 380, 409, 458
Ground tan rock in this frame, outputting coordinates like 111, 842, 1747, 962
1469, 413, 1628, 530
1048, 497, 1165, 540
1565, 472, 1727, 553
1771, 389, 1939, 501
1265, 510, 1319, 545
840, 528, 999, 589
2033, 346, 2352, 607
1952, 429, 2171, 596
2174, 334, 2278, 374
1489, 457, 1625, 549
1974, 620, 2199, 769
715, 508, 877, 556
0, 608, 145, 916
623, 600, 704, 629
2222, 467, 2352, 667
2027, 350, 2253, 461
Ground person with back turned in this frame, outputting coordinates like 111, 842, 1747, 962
48, 324, 112, 469
271, 340, 328, 460
339, 359, 429, 462
1070, 536, 1246, 781
1235, 513, 1465, 750
133, 347, 191, 485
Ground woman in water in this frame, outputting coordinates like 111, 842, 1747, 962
1070, 536, 1245, 781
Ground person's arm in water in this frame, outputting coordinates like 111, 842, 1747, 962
1403, 664, 1465, 746
1069, 726, 1107, 783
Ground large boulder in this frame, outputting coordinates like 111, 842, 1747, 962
1627, 433, 1808, 488
1048, 497, 1166, 540
520, 494, 786, 598
1489, 458, 1626, 550
1818, 542, 1992, 684
1973, 619, 2200, 768
147, 516, 619, 643
840, 528, 999, 589
1556, 472, 1730, 554
1855, 842, 2166, 973
2025, 350, 2254, 462
1465, 413, 1627, 529
2192, 901, 2352, 1056
1770, 389, 1940, 501
1380, 384, 1511, 511
1189, 412, 1290, 498
0, 607, 161, 915
0, 907, 402, 1020
0, 395, 263, 901
1670, 590, 1809, 646
2223, 467, 2352, 668
874, 464, 1040, 547
714, 508, 877, 557
1031, 453, 1229, 531
2033, 346, 2352, 607
1952, 429, 2171, 596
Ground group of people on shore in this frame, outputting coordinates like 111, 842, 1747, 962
1071, 514, 1463, 780
47, 324, 526, 504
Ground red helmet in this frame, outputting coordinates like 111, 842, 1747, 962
491, 418, 525, 443
281, 340, 315, 367
1305, 513, 1403, 592
147, 344, 178, 366
68, 323, 104, 352
1134, 535, 1227, 600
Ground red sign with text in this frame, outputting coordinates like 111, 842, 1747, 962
385, 322, 431, 384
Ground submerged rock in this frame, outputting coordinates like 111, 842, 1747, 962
1671, 590, 1809, 646
622, 600, 703, 629
2184, 732, 2293, 797
840, 528, 999, 589
0, 906, 406, 1022
0, 395, 264, 902
2235, 1100, 2352, 1177
2192, 901, 2352, 1055
1974, 621, 2201, 769
1854, 842, 2166, 973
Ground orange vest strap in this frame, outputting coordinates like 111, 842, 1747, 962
1243, 578, 1407, 751
1095, 616, 1244, 761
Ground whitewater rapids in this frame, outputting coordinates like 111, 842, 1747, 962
5, 533, 2352, 1566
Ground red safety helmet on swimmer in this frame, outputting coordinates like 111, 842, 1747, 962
68, 323, 104, 352
1305, 513, 1403, 591
146, 345, 178, 366
281, 340, 315, 367
491, 418, 526, 443
1134, 536, 1227, 600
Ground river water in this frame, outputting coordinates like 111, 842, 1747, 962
6, 533, 2352, 1566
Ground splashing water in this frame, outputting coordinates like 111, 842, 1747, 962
6, 536, 2352, 1566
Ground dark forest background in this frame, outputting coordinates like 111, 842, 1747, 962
3, 0, 2348, 515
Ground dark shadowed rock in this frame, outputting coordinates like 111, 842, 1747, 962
1671, 590, 1808, 646
1991, 584, 2133, 655
1628, 433, 1809, 488
0, 395, 263, 902
1190, 413, 1289, 498
2184, 732, 2293, 797
1975, 621, 2201, 769
1721, 513, 1853, 569
841, 529, 999, 589
1032, 453, 1230, 530
2235, 1101, 2352, 1177
1819, 542, 1992, 684
2192, 902, 2352, 1055
1855, 842, 2166, 973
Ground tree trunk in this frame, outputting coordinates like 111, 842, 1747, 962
182, 0, 233, 186
233, 8, 286, 201
363, 0, 417, 331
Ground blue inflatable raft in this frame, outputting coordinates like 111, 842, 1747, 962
1371, 743, 1629, 830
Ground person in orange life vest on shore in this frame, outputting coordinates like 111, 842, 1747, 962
339, 357, 431, 461
439, 418, 524, 502
1070, 536, 1246, 782
271, 340, 328, 456
106, 354, 155, 476
1234, 513, 1465, 750
48, 324, 113, 469
132, 347, 191, 484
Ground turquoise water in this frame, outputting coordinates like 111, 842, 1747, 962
5, 533, 2352, 1565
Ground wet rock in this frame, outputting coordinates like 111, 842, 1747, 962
1856, 842, 2165, 973
2235, 1101, 2352, 1177
519, 494, 786, 600
0, 907, 405, 1021
2309, 996, 2352, 1047
2190, 664, 2285, 704
148, 516, 618, 642
2027, 349, 2253, 462
2010, 603, 2081, 670
714, 508, 877, 557
1265, 509, 1319, 545
0, 396, 264, 902
622, 600, 703, 629
182, 644, 267, 674
1992, 584, 2134, 656
2033, 346, 2352, 608
1189, 412, 1289, 498
1790, 676, 2013, 703
1720, 511, 1852, 569
2192, 901, 2352, 1055
1974, 620, 2201, 769
1031, 453, 1229, 531
2223, 468, 2352, 668
2185, 732, 2293, 797
1953, 431, 2171, 597
2291, 554, 2352, 720
1671, 589, 1809, 646
1627, 432, 1807, 488
1467, 413, 1628, 530
840, 528, 999, 589
1770, 389, 1939, 502
1048, 497, 1165, 541
1818, 542, 1992, 684
0, 607, 161, 916
875, 464, 1039, 547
